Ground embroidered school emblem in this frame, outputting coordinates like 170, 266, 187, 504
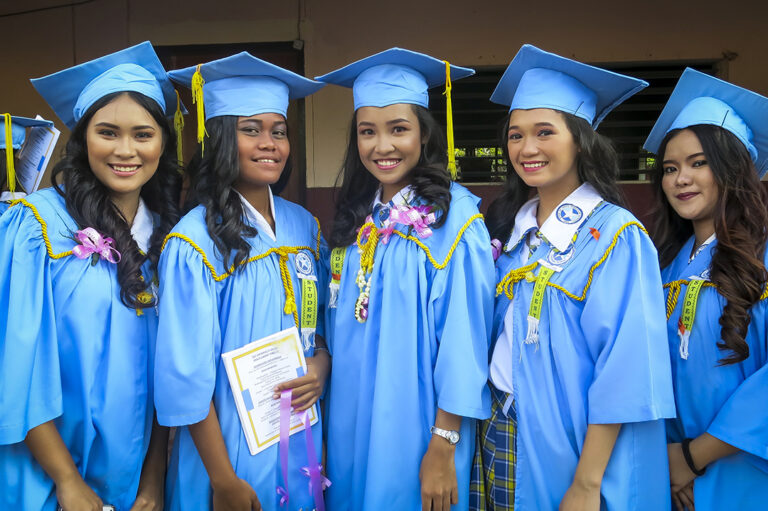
295, 251, 314, 276
556, 204, 583, 224
547, 246, 574, 266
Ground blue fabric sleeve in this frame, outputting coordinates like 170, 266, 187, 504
581, 224, 676, 424
0, 206, 62, 444
707, 360, 768, 460
431, 220, 494, 420
154, 236, 220, 427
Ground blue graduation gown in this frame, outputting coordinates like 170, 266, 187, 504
493, 201, 676, 510
324, 183, 495, 511
154, 197, 327, 511
0, 188, 157, 510
663, 237, 768, 510
0, 201, 9, 215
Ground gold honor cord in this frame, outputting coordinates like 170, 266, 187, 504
300, 277, 318, 350
174, 90, 185, 169
443, 61, 458, 180
191, 64, 208, 155
3, 114, 15, 194
678, 278, 705, 360
525, 266, 555, 345
328, 246, 346, 308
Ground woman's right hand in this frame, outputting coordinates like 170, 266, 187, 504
55, 472, 103, 511
212, 476, 262, 511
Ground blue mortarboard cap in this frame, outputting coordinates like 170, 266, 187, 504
168, 52, 325, 119
1, 115, 53, 150
490, 44, 648, 128
643, 67, 768, 176
30, 41, 179, 129
315, 47, 475, 110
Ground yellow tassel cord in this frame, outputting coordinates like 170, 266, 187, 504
191, 64, 208, 155
161, 233, 323, 329
496, 261, 539, 298
443, 61, 458, 180
496, 222, 650, 304
15, 199, 73, 259
665, 281, 682, 320
354, 214, 484, 272
173, 90, 185, 169
356, 224, 380, 276
4, 113, 15, 194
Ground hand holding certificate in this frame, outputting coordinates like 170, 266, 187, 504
222, 327, 318, 456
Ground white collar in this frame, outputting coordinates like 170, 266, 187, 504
0, 191, 26, 202
372, 185, 414, 210
236, 188, 276, 242
130, 198, 154, 253
689, 233, 716, 263
505, 183, 603, 252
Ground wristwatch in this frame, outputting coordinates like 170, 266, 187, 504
430, 425, 460, 445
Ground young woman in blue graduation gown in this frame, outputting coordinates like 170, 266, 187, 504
317, 49, 495, 511
646, 70, 768, 511
0, 45, 182, 510
474, 45, 676, 510
154, 54, 329, 511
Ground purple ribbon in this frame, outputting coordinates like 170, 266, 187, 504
491, 238, 503, 261
72, 227, 121, 263
300, 410, 330, 511
276, 390, 292, 506
359, 204, 437, 245
276, 390, 331, 510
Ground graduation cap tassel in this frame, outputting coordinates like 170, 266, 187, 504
443, 61, 458, 180
3, 114, 15, 194
173, 90, 185, 170
191, 64, 208, 155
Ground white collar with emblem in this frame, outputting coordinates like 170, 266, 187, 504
505, 182, 603, 253
371, 184, 414, 210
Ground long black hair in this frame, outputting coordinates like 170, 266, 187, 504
485, 111, 626, 243
51, 90, 182, 309
184, 115, 293, 270
651, 124, 768, 364
329, 104, 452, 248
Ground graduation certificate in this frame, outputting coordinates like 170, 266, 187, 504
222, 326, 318, 455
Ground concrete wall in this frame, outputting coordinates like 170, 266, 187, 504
3, 0, 767, 200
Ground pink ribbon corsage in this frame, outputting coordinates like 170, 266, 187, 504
360, 204, 437, 244
491, 239, 503, 261
72, 227, 121, 264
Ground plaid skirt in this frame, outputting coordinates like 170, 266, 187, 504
470, 383, 516, 510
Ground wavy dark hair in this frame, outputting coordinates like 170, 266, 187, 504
651, 124, 768, 364
329, 104, 452, 248
485, 111, 626, 242
184, 115, 293, 270
51, 91, 182, 309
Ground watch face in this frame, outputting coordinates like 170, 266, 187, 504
448, 431, 460, 444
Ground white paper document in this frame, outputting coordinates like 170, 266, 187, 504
16, 116, 60, 193
222, 327, 318, 455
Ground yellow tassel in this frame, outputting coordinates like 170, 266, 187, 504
442, 61, 457, 180
191, 64, 208, 155
4, 114, 15, 194
356, 224, 379, 275
173, 90, 185, 169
